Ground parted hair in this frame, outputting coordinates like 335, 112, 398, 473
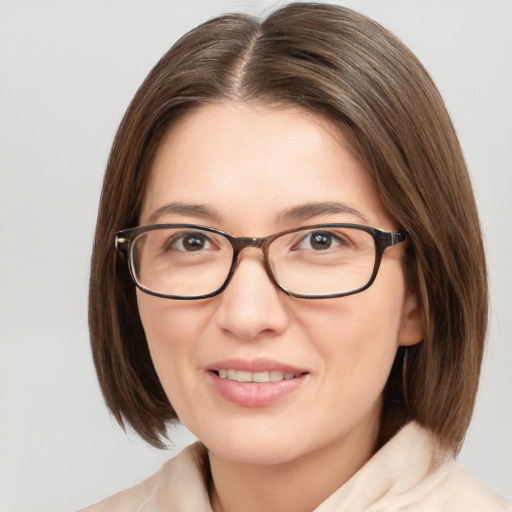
89, 2, 487, 451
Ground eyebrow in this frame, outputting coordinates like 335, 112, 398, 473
278, 201, 369, 224
147, 200, 368, 225
147, 202, 221, 224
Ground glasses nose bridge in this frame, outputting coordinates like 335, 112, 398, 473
229, 235, 274, 281
230, 235, 269, 256
223, 233, 280, 295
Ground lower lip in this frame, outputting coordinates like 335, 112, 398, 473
207, 371, 307, 407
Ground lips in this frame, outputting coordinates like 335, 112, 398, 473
218, 369, 297, 382
206, 358, 309, 407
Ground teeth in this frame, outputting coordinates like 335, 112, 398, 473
237, 371, 252, 382
253, 371, 270, 383
217, 369, 298, 383
270, 370, 284, 382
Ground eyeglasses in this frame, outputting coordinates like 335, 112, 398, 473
115, 223, 408, 300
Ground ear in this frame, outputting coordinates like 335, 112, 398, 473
398, 291, 423, 346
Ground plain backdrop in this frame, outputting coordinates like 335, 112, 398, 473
0, 0, 511, 510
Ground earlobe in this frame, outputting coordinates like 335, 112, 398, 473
398, 292, 423, 346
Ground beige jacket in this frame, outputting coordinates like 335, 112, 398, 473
79, 422, 511, 511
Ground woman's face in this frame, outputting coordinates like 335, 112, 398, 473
137, 102, 422, 469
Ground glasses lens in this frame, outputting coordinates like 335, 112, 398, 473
131, 227, 233, 297
269, 226, 376, 296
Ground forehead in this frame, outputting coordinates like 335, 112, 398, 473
140, 101, 393, 232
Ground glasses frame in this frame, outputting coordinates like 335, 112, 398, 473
115, 223, 408, 300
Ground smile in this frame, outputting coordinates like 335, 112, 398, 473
207, 359, 309, 407
217, 369, 297, 382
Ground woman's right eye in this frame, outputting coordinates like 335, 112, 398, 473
166, 232, 214, 252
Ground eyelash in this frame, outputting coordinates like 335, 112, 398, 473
164, 231, 216, 252
292, 230, 351, 251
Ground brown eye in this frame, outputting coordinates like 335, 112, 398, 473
309, 232, 333, 250
167, 232, 212, 252
293, 230, 348, 252
182, 233, 207, 251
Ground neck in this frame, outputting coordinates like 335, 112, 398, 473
208, 418, 379, 512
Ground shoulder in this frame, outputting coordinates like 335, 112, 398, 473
427, 460, 512, 512
77, 442, 211, 512
383, 423, 511, 512
329, 422, 511, 512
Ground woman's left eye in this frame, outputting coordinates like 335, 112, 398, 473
295, 230, 348, 251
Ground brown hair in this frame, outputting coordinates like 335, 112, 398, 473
89, 2, 487, 451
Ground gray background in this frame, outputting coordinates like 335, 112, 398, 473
0, 1, 510, 510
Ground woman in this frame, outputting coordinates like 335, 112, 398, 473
83, 3, 510, 511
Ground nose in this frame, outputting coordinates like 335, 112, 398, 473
213, 250, 290, 340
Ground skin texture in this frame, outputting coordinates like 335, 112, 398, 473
137, 102, 423, 512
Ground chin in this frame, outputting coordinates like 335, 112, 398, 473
207, 437, 304, 466
181, 416, 298, 465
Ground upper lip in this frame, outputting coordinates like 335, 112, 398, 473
206, 358, 309, 375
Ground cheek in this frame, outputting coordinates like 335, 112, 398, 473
298, 268, 406, 391
136, 295, 218, 432
135, 293, 204, 396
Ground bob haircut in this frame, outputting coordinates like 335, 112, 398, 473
89, 2, 487, 451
